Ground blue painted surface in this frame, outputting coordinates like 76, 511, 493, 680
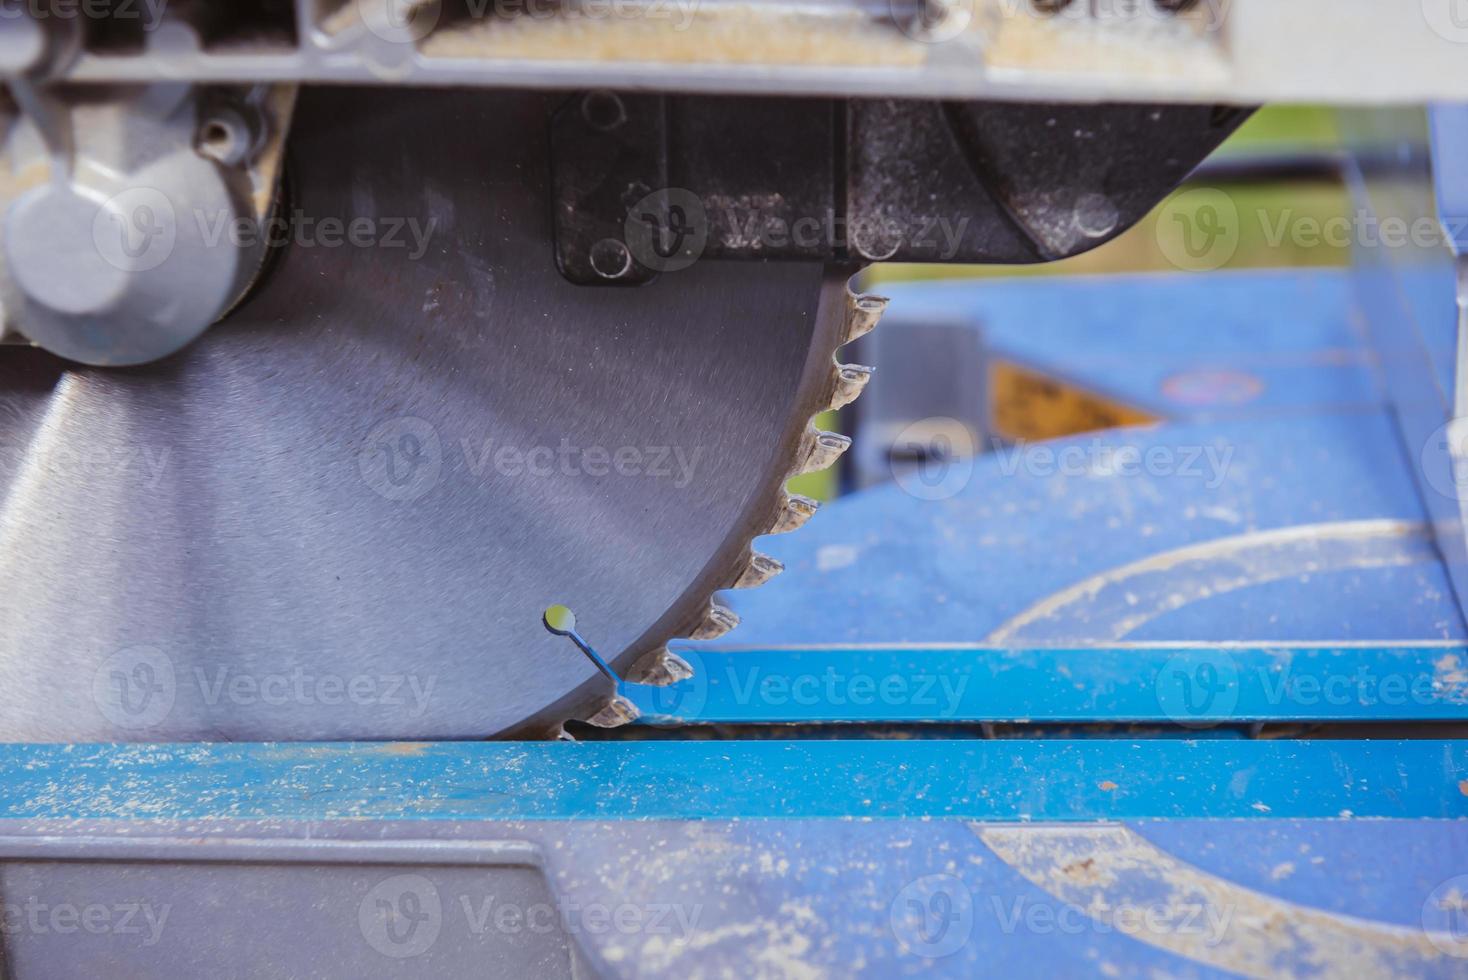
1347, 115, 1468, 628
879, 269, 1377, 417
701, 410, 1465, 649
8, 815, 1462, 977
0, 741, 1463, 821
677, 268, 1466, 651
1136, 819, 1468, 930
0, 269, 1463, 977
1394, 260, 1462, 408
1432, 105, 1468, 255
628, 645, 1468, 724
623, 815, 1442, 978
527, 818, 1468, 979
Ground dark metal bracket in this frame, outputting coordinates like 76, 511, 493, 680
551, 91, 1251, 285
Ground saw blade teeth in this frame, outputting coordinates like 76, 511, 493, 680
584, 694, 640, 728
733, 550, 784, 589
830, 363, 875, 411
626, 646, 694, 686
770, 492, 820, 534
571, 275, 880, 736
798, 426, 853, 475
842, 292, 890, 346
691, 600, 740, 640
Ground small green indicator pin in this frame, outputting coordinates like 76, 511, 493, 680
542, 604, 623, 687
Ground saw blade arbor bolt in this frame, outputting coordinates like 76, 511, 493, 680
0, 84, 286, 366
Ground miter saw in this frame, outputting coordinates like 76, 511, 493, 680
2, 4, 1468, 978
0, 0, 1462, 749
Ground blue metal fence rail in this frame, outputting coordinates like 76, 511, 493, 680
0, 740, 1464, 821
630, 644, 1468, 725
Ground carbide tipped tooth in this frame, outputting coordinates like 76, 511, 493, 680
843, 292, 889, 346
830, 363, 874, 411
771, 492, 820, 534
585, 695, 640, 728
691, 601, 739, 640
798, 427, 852, 475
627, 646, 694, 685
733, 551, 784, 589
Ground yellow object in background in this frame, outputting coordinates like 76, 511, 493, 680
989, 360, 1157, 443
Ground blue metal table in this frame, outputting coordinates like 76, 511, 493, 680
7, 265, 1468, 977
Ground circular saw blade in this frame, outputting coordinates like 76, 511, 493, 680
0, 88, 860, 740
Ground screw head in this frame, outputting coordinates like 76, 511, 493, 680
588, 237, 634, 280
197, 108, 254, 167
580, 91, 627, 132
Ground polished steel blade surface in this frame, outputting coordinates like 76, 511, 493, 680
0, 88, 843, 739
